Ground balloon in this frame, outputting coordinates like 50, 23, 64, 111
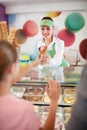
8, 14, 16, 24
79, 39, 87, 60
57, 29, 75, 47
46, 12, 61, 18
23, 20, 39, 37
15, 29, 28, 44
65, 12, 85, 32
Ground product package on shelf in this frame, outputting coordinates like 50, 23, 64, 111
22, 85, 44, 103
40, 106, 64, 130
62, 87, 76, 105
10, 86, 26, 98
64, 107, 72, 125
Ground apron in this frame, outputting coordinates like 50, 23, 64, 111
46, 43, 69, 67
46, 43, 56, 58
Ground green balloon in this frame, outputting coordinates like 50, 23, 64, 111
65, 12, 85, 32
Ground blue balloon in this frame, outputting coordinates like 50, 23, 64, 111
8, 14, 16, 24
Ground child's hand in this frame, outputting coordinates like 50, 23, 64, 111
45, 80, 61, 104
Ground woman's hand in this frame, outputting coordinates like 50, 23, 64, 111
37, 53, 49, 65
39, 46, 47, 54
45, 80, 61, 104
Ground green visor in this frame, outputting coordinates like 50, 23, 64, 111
40, 19, 54, 27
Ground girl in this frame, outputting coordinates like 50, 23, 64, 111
0, 40, 61, 130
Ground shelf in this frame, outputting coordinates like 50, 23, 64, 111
14, 80, 78, 87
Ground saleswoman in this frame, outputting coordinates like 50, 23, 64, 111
37, 16, 64, 67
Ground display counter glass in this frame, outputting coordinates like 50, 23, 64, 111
17, 66, 83, 86
11, 66, 83, 129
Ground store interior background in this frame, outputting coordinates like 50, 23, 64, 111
1, 1, 87, 127
0, 0, 87, 67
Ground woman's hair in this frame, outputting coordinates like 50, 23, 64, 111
41, 16, 53, 21
0, 40, 18, 81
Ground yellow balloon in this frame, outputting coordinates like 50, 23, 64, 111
46, 12, 61, 18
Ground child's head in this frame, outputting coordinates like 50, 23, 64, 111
0, 40, 18, 82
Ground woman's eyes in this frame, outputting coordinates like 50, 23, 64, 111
41, 27, 51, 31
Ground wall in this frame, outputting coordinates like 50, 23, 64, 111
0, 4, 7, 21
7, 10, 87, 66
4, 1, 87, 14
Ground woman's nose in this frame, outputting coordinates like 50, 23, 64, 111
43, 29, 48, 33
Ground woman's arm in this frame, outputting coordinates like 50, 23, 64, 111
39, 80, 61, 130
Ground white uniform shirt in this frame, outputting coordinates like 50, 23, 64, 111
37, 36, 64, 67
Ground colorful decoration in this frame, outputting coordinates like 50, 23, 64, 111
19, 54, 30, 67
15, 29, 27, 44
23, 20, 39, 37
8, 14, 16, 24
0, 21, 16, 45
46, 12, 61, 18
57, 29, 75, 47
65, 12, 85, 32
79, 39, 87, 60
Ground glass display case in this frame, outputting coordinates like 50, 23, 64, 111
17, 66, 82, 84
11, 66, 83, 129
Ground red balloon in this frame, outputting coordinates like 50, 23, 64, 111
79, 39, 87, 60
57, 29, 75, 47
23, 20, 39, 37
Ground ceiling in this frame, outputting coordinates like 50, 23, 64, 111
0, 0, 87, 6
0, 0, 87, 14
